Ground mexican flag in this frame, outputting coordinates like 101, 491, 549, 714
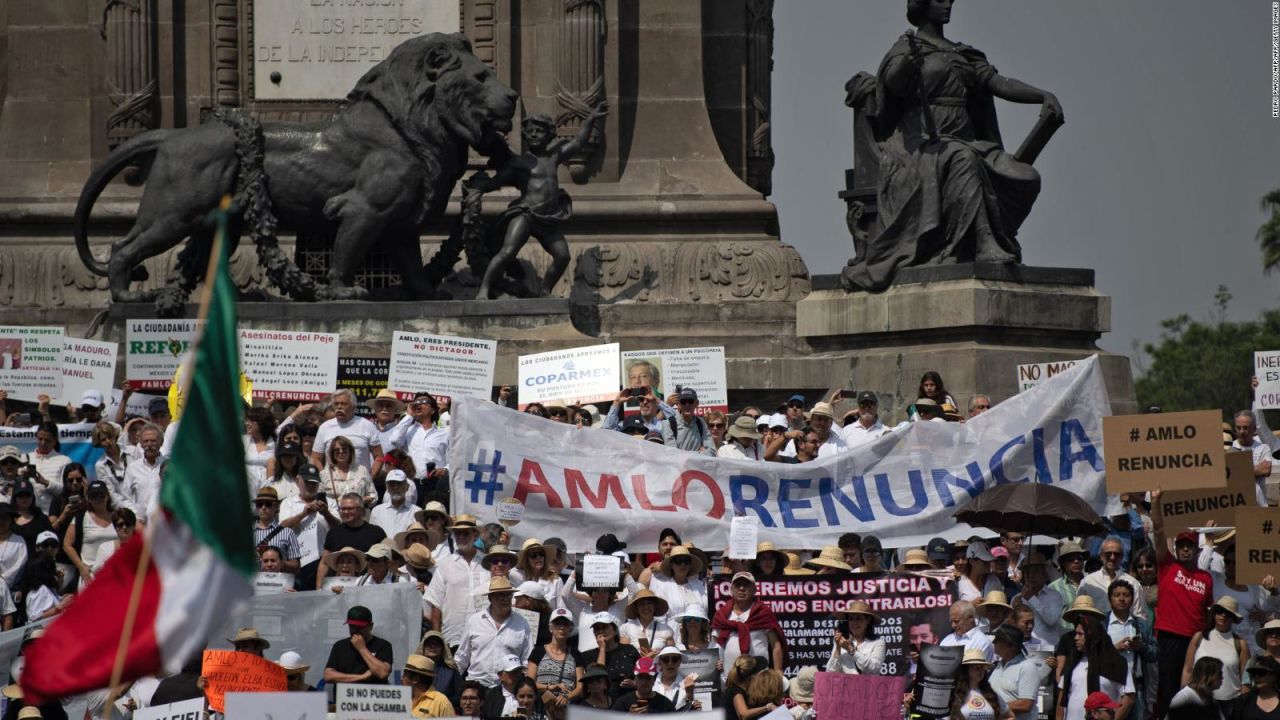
22, 208, 256, 703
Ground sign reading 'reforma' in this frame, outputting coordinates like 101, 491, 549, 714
1102, 409, 1225, 493
252, 0, 461, 101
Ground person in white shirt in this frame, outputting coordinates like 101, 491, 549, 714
386, 392, 449, 480
1057, 621, 1135, 720
940, 600, 995, 663
366, 389, 405, 453
0, 504, 28, 590
1232, 410, 1274, 506
369, 470, 416, 539
620, 589, 675, 656
717, 416, 764, 461
424, 515, 490, 648
653, 646, 699, 710
278, 463, 340, 591
1011, 554, 1063, 648
807, 402, 848, 458
121, 424, 165, 520
312, 389, 383, 474
840, 391, 889, 449
826, 601, 886, 674
455, 576, 534, 688
1079, 538, 1148, 621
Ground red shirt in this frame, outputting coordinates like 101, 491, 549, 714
1154, 553, 1213, 637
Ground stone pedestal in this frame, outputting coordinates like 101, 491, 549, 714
794, 264, 1137, 421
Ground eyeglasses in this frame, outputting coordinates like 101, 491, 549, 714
528, 551, 544, 560
333, 447, 350, 454
787, 402, 804, 409
672, 557, 691, 565
1102, 551, 1122, 558
254, 501, 275, 508
489, 557, 512, 565
660, 657, 681, 664
1133, 563, 1154, 570
707, 423, 726, 429
679, 399, 697, 405
114, 522, 132, 530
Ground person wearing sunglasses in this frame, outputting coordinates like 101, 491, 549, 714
1079, 538, 1148, 623
251, 487, 301, 574
659, 388, 715, 456
1182, 595, 1248, 717
653, 646, 700, 710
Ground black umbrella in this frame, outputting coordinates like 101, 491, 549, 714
952, 482, 1105, 538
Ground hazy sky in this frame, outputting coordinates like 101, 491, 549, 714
772, 1, 1280, 367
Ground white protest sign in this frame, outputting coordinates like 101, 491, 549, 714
514, 606, 542, 638
59, 337, 118, 405
1255, 351, 1280, 409
335, 683, 411, 720
518, 343, 620, 408
496, 497, 524, 527
728, 516, 759, 559
582, 554, 622, 587
253, 572, 295, 595
125, 319, 201, 390
388, 331, 497, 401
1015, 359, 1080, 392
323, 576, 360, 591
622, 347, 728, 412
133, 697, 205, 720
226, 691, 325, 719
239, 329, 340, 401
0, 326, 64, 401
105, 388, 165, 422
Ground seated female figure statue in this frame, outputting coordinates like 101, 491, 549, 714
841, 0, 1064, 292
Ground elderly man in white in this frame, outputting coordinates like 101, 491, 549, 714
311, 389, 383, 475
939, 600, 994, 662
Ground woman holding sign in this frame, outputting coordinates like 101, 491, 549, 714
825, 600, 886, 675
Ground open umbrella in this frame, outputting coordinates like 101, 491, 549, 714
952, 483, 1105, 538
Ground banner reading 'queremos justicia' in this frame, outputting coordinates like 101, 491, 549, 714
448, 357, 1111, 552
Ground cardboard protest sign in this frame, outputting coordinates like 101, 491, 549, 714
710, 572, 954, 676
1234, 506, 1280, 583
1256, 351, 1280, 409
125, 319, 201, 390
133, 697, 205, 720
1156, 451, 1256, 529
389, 331, 497, 401
0, 326, 64, 401
225, 691, 324, 719
239, 329, 340, 401
1103, 409, 1224, 493
335, 683, 411, 720
338, 356, 391, 413
59, 337, 118, 406
621, 347, 728, 412
680, 648, 722, 709
814, 672, 907, 720
517, 343, 620, 408
1016, 359, 1080, 392
201, 649, 288, 712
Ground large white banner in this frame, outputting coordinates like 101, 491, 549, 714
0, 326, 64, 401
518, 343, 620, 408
449, 357, 1111, 552
389, 331, 497, 401
622, 347, 728, 412
239, 329, 340, 401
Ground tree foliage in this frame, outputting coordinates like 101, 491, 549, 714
1258, 189, 1280, 273
1135, 308, 1280, 421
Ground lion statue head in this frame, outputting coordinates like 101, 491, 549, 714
344, 33, 517, 154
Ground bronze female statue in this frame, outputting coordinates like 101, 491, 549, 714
841, 0, 1064, 292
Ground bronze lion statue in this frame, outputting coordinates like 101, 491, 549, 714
74, 33, 517, 305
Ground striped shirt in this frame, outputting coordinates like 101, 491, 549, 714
252, 521, 301, 560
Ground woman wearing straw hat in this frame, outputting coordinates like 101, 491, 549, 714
804, 546, 853, 574
322, 546, 367, 593
976, 590, 1013, 633
825, 600, 885, 675
511, 538, 565, 611
783, 552, 815, 577
647, 545, 707, 626
949, 649, 1012, 720
620, 589, 674, 657
1182, 595, 1250, 716
356, 543, 400, 585
750, 543, 789, 581
417, 629, 465, 706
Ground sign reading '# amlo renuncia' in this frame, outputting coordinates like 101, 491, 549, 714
252, 0, 461, 101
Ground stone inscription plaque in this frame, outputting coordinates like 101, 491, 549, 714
252, 0, 461, 100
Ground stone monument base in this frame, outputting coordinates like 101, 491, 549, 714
795, 264, 1136, 419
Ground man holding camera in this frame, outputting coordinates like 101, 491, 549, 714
603, 386, 675, 435
323, 605, 393, 685
279, 463, 338, 591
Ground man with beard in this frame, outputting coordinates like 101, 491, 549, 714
370, 469, 416, 538
840, 391, 888, 449
280, 463, 339, 591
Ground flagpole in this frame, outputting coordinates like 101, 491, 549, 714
101, 196, 234, 720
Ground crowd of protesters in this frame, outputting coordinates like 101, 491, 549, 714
0, 369, 1278, 720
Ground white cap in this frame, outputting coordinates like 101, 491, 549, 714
500, 654, 525, 672
385, 469, 409, 485
768, 413, 789, 430
35, 531, 58, 546
589, 611, 619, 628
549, 608, 574, 624
611, 551, 630, 561
657, 645, 683, 658
676, 605, 709, 622
514, 581, 546, 601
79, 389, 104, 408
277, 651, 307, 670
755, 415, 770, 429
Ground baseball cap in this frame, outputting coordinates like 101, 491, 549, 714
926, 537, 950, 562
384, 469, 408, 485
644, 431, 664, 444
621, 415, 648, 435
1083, 692, 1119, 711
787, 394, 806, 405
634, 657, 658, 676
1175, 530, 1198, 545
345, 605, 373, 627
767, 413, 788, 431
596, 533, 627, 554
298, 463, 321, 483
990, 546, 1009, 560
755, 415, 770, 430
147, 397, 170, 416
966, 542, 995, 562
35, 531, 58, 547
731, 571, 756, 586
86, 480, 109, 495
678, 387, 699, 403
549, 608, 574, 625
499, 654, 525, 673
856, 390, 878, 405
277, 440, 301, 456
79, 389, 104, 408
589, 612, 619, 629
11, 480, 33, 498
0, 446, 19, 462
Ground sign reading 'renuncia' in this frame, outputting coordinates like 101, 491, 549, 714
1102, 409, 1225, 493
